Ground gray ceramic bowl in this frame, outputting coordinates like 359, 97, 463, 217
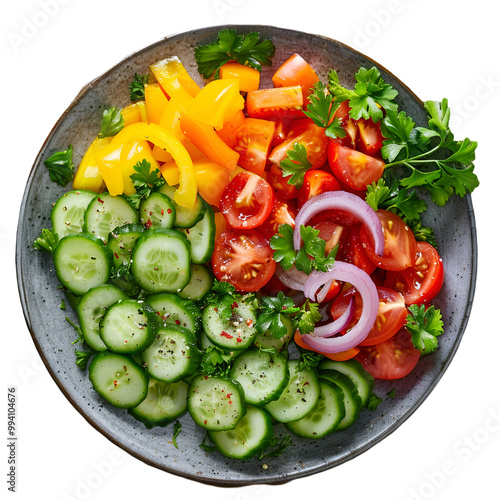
16, 25, 477, 486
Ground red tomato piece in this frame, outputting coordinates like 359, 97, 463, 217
246, 86, 304, 119
336, 224, 377, 275
384, 241, 444, 305
212, 229, 276, 292
233, 118, 276, 177
355, 328, 420, 380
356, 117, 384, 157
359, 209, 417, 272
268, 119, 329, 171
297, 170, 341, 209
266, 170, 300, 200
219, 172, 274, 229
272, 53, 320, 102
259, 195, 297, 240
332, 100, 358, 149
330, 286, 408, 346
328, 140, 385, 191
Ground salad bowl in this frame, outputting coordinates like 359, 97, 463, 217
16, 25, 477, 485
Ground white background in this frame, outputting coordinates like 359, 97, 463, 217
2, 1, 499, 499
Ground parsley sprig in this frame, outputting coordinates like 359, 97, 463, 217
44, 145, 75, 187
129, 73, 148, 102
125, 159, 165, 209
254, 291, 300, 339
381, 99, 479, 206
293, 299, 322, 336
194, 29, 275, 79
98, 106, 125, 138
270, 223, 337, 274
278, 143, 312, 189
406, 304, 444, 356
34, 228, 59, 253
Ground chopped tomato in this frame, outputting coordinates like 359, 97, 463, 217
216, 110, 246, 149
266, 170, 300, 200
272, 53, 320, 102
246, 86, 304, 119
269, 118, 291, 147
259, 195, 297, 240
219, 172, 274, 230
328, 141, 385, 191
359, 209, 417, 271
212, 229, 276, 292
331, 286, 408, 346
233, 118, 276, 177
357, 118, 384, 157
355, 328, 420, 380
297, 170, 341, 209
384, 241, 444, 304
336, 224, 377, 275
332, 100, 358, 148
311, 219, 344, 254
269, 120, 329, 170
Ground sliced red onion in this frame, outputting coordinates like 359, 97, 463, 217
314, 277, 335, 303
309, 296, 354, 338
301, 261, 379, 351
275, 265, 306, 291
293, 191, 385, 256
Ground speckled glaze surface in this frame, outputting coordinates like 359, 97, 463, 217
16, 25, 477, 486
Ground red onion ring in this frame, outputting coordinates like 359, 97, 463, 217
293, 190, 385, 256
274, 265, 306, 291
301, 261, 379, 351
309, 296, 354, 338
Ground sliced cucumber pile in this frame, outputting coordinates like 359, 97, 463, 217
44, 184, 379, 460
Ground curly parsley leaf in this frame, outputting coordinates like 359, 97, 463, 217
293, 299, 322, 336
44, 145, 75, 187
34, 228, 59, 253
279, 143, 312, 188
125, 159, 165, 209
75, 349, 96, 371
297, 351, 324, 371
98, 106, 125, 138
194, 29, 275, 79
129, 73, 148, 102
255, 291, 300, 339
381, 100, 479, 205
302, 82, 345, 139
258, 435, 293, 459
172, 421, 182, 449
328, 67, 398, 123
406, 304, 444, 356
199, 346, 234, 377
66, 317, 84, 345
406, 220, 437, 247
269, 224, 296, 271
366, 393, 383, 411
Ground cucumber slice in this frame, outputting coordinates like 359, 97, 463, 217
100, 299, 158, 355
157, 184, 207, 228
107, 223, 145, 267
53, 233, 113, 296
286, 380, 346, 439
229, 348, 289, 406
50, 189, 96, 238
208, 406, 274, 459
128, 377, 188, 429
265, 359, 321, 423
318, 358, 374, 407
130, 229, 191, 294
177, 264, 213, 301
180, 204, 215, 264
202, 300, 257, 351
84, 193, 138, 243
145, 292, 201, 334
89, 352, 148, 409
139, 192, 176, 229
187, 374, 247, 431
319, 369, 363, 431
142, 324, 201, 383
76, 284, 128, 351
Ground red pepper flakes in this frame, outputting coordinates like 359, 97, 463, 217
161, 208, 165, 216
113, 381, 118, 386
97, 198, 104, 203
145, 218, 153, 229
303, 381, 310, 386
175, 320, 181, 325
214, 307, 218, 312
236, 338, 242, 343
204, 420, 207, 425
114, 252, 120, 259
221, 331, 233, 339
167, 208, 172, 214
246, 319, 253, 327
231, 302, 239, 309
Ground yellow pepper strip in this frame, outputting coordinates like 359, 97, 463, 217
73, 136, 113, 192
160, 140, 230, 207
121, 101, 148, 126
189, 78, 244, 131
144, 83, 169, 124
150, 56, 201, 99
120, 140, 160, 195
94, 142, 125, 196
109, 122, 197, 208
219, 62, 260, 93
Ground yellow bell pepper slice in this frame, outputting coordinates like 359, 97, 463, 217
73, 136, 112, 192
94, 143, 125, 196
189, 78, 244, 131
219, 62, 260, 93
109, 122, 197, 208
150, 56, 201, 99
144, 83, 169, 124
120, 141, 160, 195
121, 101, 148, 126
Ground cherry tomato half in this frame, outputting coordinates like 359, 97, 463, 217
219, 172, 274, 230
259, 195, 297, 240
212, 229, 276, 292
359, 209, 417, 272
355, 328, 420, 380
336, 224, 377, 275
328, 141, 384, 191
330, 286, 408, 346
297, 169, 341, 209
384, 241, 444, 305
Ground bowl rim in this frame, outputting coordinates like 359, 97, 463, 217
16, 24, 478, 486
